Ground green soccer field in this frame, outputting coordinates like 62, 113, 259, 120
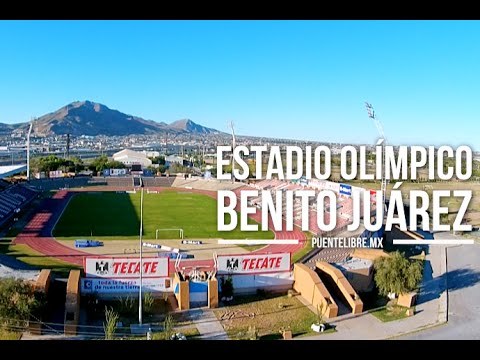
53, 190, 275, 240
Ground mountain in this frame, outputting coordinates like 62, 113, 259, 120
0, 123, 17, 135
2, 101, 223, 137
169, 119, 218, 134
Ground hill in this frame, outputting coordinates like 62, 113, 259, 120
2, 101, 223, 137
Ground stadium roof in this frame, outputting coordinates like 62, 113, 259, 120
0, 164, 27, 179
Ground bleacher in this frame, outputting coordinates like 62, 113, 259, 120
28, 177, 91, 191
237, 178, 366, 238
0, 184, 38, 226
141, 176, 176, 187
0, 179, 9, 191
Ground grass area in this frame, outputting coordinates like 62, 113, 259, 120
291, 232, 314, 263
370, 304, 414, 322
214, 294, 319, 339
85, 295, 172, 327
126, 326, 200, 340
0, 239, 80, 275
152, 326, 200, 340
54, 191, 274, 240
0, 328, 22, 340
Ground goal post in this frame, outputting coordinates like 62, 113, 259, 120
155, 228, 184, 240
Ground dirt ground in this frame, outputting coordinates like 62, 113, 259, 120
60, 238, 251, 260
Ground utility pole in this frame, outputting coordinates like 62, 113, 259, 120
66, 133, 70, 159
165, 131, 168, 156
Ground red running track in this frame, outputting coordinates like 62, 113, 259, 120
13, 187, 306, 270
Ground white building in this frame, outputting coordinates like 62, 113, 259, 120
142, 150, 160, 158
112, 149, 152, 168
165, 155, 184, 165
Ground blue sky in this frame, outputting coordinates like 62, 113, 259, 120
0, 20, 478, 149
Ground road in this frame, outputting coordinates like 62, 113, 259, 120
401, 241, 480, 339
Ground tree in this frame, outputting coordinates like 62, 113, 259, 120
69, 156, 85, 173
0, 278, 46, 327
151, 156, 166, 165
88, 155, 109, 173
30, 155, 67, 174
315, 303, 326, 325
105, 160, 125, 169
374, 251, 423, 296
103, 306, 119, 340
163, 314, 175, 340
143, 292, 154, 314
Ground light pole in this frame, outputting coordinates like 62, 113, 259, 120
229, 121, 236, 184
27, 120, 34, 181
138, 184, 144, 325
365, 102, 387, 215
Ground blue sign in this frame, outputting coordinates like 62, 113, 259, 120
158, 252, 194, 259
299, 176, 309, 185
339, 183, 352, 196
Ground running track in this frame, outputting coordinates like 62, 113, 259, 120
13, 187, 306, 271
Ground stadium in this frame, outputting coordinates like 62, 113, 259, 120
1, 148, 475, 340
4, 174, 365, 268
0, 163, 439, 339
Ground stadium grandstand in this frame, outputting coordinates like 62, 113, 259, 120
0, 166, 38, 228
232, 178, 363, 237
229, 177, 374, 269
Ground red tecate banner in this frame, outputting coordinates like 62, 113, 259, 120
217, 253, 291, 274
85, 257, 169, 278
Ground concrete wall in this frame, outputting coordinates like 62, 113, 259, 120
316, 262, 363, 315
221, 272, 294, 295
173, 273, 189, 310
64, 270, 81, 336
293, 264, 338, 319
397, 292, 417, 308
29, 269, 52, 335
208, 278, 218, 308
343, 265, 374, 293
35, 269, 51, 294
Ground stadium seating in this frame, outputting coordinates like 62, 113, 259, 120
141, 176, 176, 187
234, 178, 365, 238
0, 184, 37, 226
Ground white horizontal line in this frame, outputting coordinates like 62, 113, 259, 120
217, 239, 299, 245
393, 239, 474, 245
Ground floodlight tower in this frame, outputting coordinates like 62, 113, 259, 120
229, 121, 236, 183
365, 102, 387, 214
66, 133, 71, 159
26, 119, 34, 181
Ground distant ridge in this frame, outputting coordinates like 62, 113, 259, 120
1, 100, 224, 137
169, 119, 218, 134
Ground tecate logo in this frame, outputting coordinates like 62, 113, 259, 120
86, 257, 169, 278
112, 260, 159, 275
95, 260, 111, 275
241, 256, 283, 271
226, 258, 239, 271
